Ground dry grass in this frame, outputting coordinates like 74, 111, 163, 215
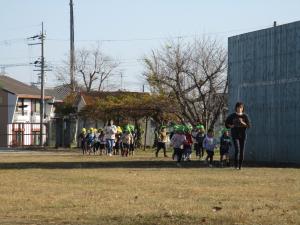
0, 150, 299, 225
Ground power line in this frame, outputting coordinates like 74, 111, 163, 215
0, 24, 271, 47
0, 63, 33, 74
0, 38, 28, 46
45, 25, 271, 43
2, 24, 41, 32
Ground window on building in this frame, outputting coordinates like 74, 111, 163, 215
31, 99, 40, 113
16, 98, 25, 115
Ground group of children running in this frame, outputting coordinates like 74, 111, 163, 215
77, 102, 249, 170
78, 120, 232, 168
78, 120, 136, 157
156, 124, 232, 167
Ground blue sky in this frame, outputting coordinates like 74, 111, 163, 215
1, 0, 300, 91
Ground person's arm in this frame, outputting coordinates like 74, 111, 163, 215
170, 135, 175, 146
181, 135, 187, 146
244, 114, 251, 128
225, 114, 234, 128
237, 114, 250, 128
111, 125, 117, 134
203, 137, 207, 149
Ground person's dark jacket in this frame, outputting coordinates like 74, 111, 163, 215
196, 132, 206, 146
220, 134, 232, 152
225, 113, 251, 139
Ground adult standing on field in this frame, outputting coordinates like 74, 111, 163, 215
225, 102, 251, 170
104, 119, 117, 156
155, 126, 168, 158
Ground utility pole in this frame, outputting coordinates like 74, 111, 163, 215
70, 0, 75, 92
40, 22, 45, 147
120, 72, 123, 90
28, 22, 48, 147
143, 116, 148, 151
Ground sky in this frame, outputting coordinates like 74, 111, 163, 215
1, 0, 300, 92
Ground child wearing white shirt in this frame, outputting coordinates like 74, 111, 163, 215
203, 129, 217, 167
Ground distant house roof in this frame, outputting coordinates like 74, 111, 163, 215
0, 75, 52, 99
79, 91, 150, 105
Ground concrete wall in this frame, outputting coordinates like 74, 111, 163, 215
228, 21, 300, 163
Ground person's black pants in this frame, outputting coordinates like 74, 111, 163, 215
93, 142, 100, 152
205, 150, 214, 164
194, 143, 199, 156
156, 142, 167, 156
174, 148, 183, 163
81, 141, 86, 154
233, 138, 246, 169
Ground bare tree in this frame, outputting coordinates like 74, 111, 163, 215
143, 37, 227, 130
56, 47, 119, 92
76, 47, 120, 92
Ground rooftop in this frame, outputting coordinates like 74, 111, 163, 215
0, 75, 52, 99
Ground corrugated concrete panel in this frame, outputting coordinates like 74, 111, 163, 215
228, 21, 300, 164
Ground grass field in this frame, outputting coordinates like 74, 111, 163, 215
0, 150, 299, 225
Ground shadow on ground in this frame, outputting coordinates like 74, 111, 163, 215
0, 160, 299, 170
0, 160, 206, 169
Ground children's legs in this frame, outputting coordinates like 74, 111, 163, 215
129, 144, 134, 156
210, 152, 214, 165
172, 148, 176, 160
183, 148, 188, 161
200, 147, 204, 158
122, 144, 128, 156
206, 151, 213, 164
194, 143, 199, 156
81, 141, 85, 155
106, 139, 114, 155
93, 144, 96, 155
162, 143, 167, 157
115, 144, 119, 155
121, 144, 124, 156
205, 150, 209, 161
226, 154, 230, 166
188, 148, 192, 160
156, 142, 162, 157
175, 148, 183, 163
